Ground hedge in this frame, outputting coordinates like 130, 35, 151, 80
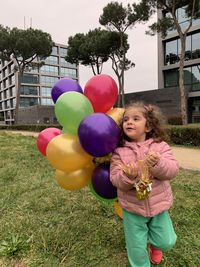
0, 124, 200, 147
167, 125, 200, 147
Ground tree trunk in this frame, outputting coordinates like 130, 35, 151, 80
117, 77, 122, 107
14, 70, 23, 124
179, 35, 188, 125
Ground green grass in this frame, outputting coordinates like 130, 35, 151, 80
0, 133, 200, 267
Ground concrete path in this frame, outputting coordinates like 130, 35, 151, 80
1, 130, 200, 171
172, 147, 200, 171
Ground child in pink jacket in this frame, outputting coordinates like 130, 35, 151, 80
110, 102, 179, 267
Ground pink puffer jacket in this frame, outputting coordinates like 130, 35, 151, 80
110, 138, 179, 217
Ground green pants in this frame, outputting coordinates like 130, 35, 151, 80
123, 209, 177, 267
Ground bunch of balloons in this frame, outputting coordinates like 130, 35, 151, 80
36, 74, 124, 217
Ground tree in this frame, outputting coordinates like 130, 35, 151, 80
66, 28, 129, 76
0, 26, 54, 124
66, 29, 110, 75
99, 1, 150, 107
66, 28, 132, 104
140, 0, 200, 124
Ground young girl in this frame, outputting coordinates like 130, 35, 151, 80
110, 102, 179, 267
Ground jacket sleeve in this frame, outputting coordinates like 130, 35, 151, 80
110, 149, 137, 191
150, 142, 179, 180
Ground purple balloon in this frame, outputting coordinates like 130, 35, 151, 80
92, 164, 117, 199
51, 78, 83, 103
78, 113, 120, 157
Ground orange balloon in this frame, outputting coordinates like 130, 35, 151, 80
114, 200, 123, 219
107, 108, 125, 126
46, 134, 92, 172
55, 164, 94, 191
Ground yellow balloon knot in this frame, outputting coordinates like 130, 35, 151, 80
94, 153, 112, 165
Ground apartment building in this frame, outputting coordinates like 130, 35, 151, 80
0, 43, 78, 124
157, 7, 200, 123
126, 6, 200, 123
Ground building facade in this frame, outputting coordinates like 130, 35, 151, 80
157, 7, 200, 123
127, 6, 200, 123
0, 43, 78, 124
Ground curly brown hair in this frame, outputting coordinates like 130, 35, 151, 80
119, 101, 169, 145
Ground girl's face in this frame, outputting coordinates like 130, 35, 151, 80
122, 107, 150, 142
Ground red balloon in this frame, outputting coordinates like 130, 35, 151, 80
36, 127, 61, 156
84, 74, 118, 113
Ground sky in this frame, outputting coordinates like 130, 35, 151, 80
0, 0, 158, 93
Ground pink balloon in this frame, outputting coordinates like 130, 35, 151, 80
36, 128, 61, 156
84, 74, 118, 113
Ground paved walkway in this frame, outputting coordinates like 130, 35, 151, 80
1, 130, 200, 171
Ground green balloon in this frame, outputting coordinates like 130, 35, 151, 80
55, 92, 93, 134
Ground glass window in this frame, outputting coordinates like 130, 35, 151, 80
45, 56, 59, 65
165, 40, 178, 65
164, 69, 179, 87
60, 57, 76, 68
40, 65, 59, 75
192, 32, 200, 59
59, 47, 68, 57
178, 35, 192, 61
41, 98, 54, 106
191, 65, 200, 91
52, 46, 58, 55
184, 67, 192, 85
40, 76, 59, 87
60, 67, 77, 78
21, 74, 39, 84
20, 97, 38, 107
41, 87, 52, 97
192, 18, 200, 27
20, 85, 38, 96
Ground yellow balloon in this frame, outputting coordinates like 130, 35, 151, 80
114, 200, 123, 219
46, 134, 92, 172
107, 108, 125, 126
55, 164, 94, 190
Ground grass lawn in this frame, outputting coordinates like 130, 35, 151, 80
0, 132, 199, 267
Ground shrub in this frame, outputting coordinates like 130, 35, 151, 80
0, 124, 61, 132
168, 125, 200, 146
167, 115, 183, 125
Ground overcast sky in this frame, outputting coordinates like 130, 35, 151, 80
1, 0, 158, 93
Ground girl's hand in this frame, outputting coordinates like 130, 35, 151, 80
111, 159, 138, 180
145, 151, 160, 168
121, 163, 138, 180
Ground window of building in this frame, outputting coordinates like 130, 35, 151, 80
40, 76, 59, 87
191, 97, 200, 123
164, 69, 179, 87
60, 57, 76, 68
178, 35, 192, 61
40, 65, 59, 75
5, 100, 10, 109
52, 46, 58, 55
165, 39, 179, 65
20, 97, 38, 107
41, 87, 52, 97
191, 32, 200, 59
20, 85, 38, 96
164, 64, 200, 91
21, 74, 39, 84
192, 65, 200, 91
60, 67, 77, 78
165, 32, 200, 65
41, 98, 54, 106
45, 56, 59, 65
59, 47, 68, 57
12, 87, 16, 97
